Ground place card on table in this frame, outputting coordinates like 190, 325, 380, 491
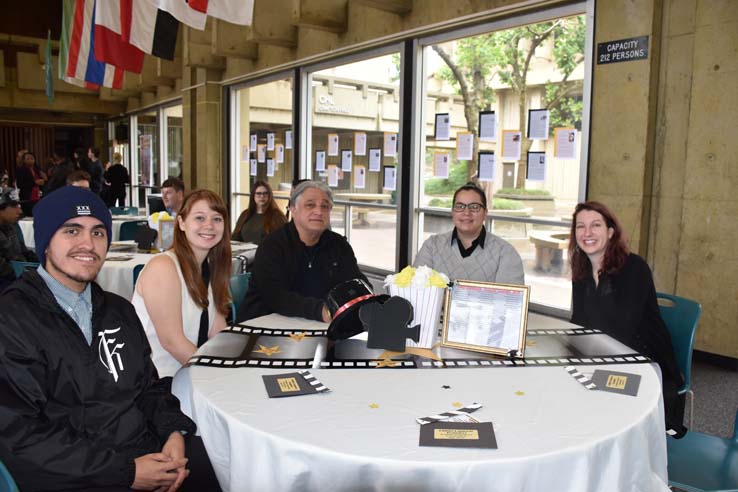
262, 370, 330, 398
591, 370, 641, 397
419, 422, 497, 449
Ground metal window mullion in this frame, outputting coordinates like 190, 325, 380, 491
130, 114, 139, 208
158, 107, 167, 185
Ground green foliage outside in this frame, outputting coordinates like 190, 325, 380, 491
428, 197, 524, 210
424, 157, 469, 195
433, 15, 586, 185
496, 187, 551, 196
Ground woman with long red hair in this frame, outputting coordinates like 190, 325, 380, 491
569, 201, 686, 436
133, 189, 232, 377
232, 180, 286, 244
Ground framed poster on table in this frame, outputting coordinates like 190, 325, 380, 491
441, 280, 530, 357
157, 219, 175, 251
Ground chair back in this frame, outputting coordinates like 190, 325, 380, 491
10, 261, 39, 279
229, 272, 251, 322
133, 264, 145, 287
657, 293, 701, 393
667, 407, 738, 491
119, 220, 148, 241
110, 206, 139, 216
0, 460, 18, 492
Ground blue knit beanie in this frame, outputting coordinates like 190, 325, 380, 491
34, 186, 112, 265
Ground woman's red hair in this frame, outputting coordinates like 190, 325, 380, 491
569, 201, 629, 281
172, 189, 232, 316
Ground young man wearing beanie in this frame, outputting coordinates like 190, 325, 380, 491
0, 186, 220, 491
0, 186, 37, 291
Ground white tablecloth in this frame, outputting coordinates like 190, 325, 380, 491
96, 242, 257, 299
172, 313, 669, 492
18, 215, 147, 248
18, 219, 34, 247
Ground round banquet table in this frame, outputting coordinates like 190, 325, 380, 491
96, 242, 257, 299
172, 313, 670, 492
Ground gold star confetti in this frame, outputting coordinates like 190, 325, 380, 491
288, 333, 306, 342
254, 345, 281, 356
515, 390, 525, 396
452, 401, 462, 408
376, 358, 398, 368
369, 403, 379, 409
526, 340, 537, 347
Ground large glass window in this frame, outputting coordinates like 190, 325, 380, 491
230, 77, 294, 228
416, 12, 589, 311
306, 50, 402, 272
132, 110, 159, 207
163, 105, 183, 180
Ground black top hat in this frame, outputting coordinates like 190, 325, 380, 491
326, 278, 389, 340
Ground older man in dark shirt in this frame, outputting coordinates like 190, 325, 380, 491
237, 180, 366, 323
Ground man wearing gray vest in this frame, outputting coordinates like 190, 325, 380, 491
414, 182, 524, 285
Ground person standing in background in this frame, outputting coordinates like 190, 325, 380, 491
15, 152, 46, 217
45, 149, 76, 193
86, 147, 104, 195
104, 152, 130, 207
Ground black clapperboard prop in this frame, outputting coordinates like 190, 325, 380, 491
360, 296, 420, 352
419, 421, 497, 449
262, 370, 330, 398
591, 370, 641, 397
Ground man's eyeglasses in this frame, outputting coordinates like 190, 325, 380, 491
453, 202, 484, 213
254, 192, 270, 197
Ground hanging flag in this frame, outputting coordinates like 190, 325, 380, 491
60, 0, 124, 90
156, 0, 207, 30
45, 30, 55, 104
94, 0, 145, 73
206, 0, 255, 26
126, 0, 179, 60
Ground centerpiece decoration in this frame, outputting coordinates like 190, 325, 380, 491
384, 266, 449, 348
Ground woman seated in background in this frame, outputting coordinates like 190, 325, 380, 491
232, 180, 286, 245
133, 189, 232, 377
569, 201, 686, 436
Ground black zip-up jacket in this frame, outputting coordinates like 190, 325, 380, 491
237, 221, 367, 322
0, 271, 195, 491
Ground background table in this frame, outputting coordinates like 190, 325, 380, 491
172, 313, 670, 492
18, 215, 148, 248
96, 242, 257, 299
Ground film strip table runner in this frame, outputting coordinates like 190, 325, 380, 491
186, 323, 650, 369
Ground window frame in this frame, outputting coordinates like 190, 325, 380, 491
301, 43, 406, 275
410, 2, 593, 317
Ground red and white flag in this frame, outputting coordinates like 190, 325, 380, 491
156, 0, 207, 30
94, 0, 145, 73
126, 0, 179, 61
155, 0, 254, 29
